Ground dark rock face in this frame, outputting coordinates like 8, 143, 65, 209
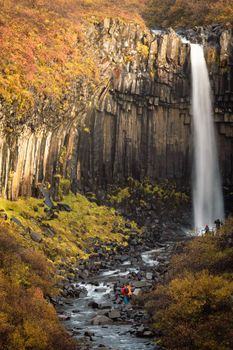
79, 23, 233, 189
79, 26, 192, 189
0, 20, 232, 199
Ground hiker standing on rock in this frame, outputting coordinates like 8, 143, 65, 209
121, 284, 132, 304
214, 218, 221, 230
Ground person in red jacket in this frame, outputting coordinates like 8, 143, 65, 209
121, 285, 132, 304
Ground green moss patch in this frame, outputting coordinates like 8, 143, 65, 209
0, 193, 140, 266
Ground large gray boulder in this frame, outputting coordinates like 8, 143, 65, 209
107, 310, 121, 319
90, 315, 113, 325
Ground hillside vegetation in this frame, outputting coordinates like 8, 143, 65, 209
0, 221, 76, 350
0, 191, 139, 349
145, 218, 233, 350
0, 0, 145, 115
0, 0, 232, 116
144, 0, 233, 28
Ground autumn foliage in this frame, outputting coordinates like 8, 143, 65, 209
145, 218, 233, 350
0, 0, 231, 115
0, 0, 145, 115
144, 0, 233, 28
0, 221, 76, 350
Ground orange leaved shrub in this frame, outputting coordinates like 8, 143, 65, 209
145, 218, 233, 350
0, 221, 76, 350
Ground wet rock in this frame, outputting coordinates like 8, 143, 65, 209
119, 255, 130, 263
79, 290, 88, 298
130, 238, 139, 246
133, 288, 141, 296
98, 302, 112, 310
143, 331, 154, 337
84, 330, 95, 337
90, 315, 113, 325
146, 272, 153, 280
72, 309, 80, 314
94, 287, 107, 293
107, 310, 121, 319
133, 280, 152, 288
95, 310, 108, 316
58, 314, 71, 321
135, 325, 151, 337
88, 300, 99, 309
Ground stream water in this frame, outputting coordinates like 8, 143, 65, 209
57, 243, 176, 350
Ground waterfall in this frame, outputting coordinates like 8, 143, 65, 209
190, 44, 224, 229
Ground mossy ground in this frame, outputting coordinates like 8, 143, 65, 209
0, 193, 140, 267
0, 191, 141, 349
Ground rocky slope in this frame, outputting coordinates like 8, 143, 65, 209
0, 20, 232, 199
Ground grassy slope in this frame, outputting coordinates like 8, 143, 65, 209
0, 192, 140, 349
0, 193, 139, 265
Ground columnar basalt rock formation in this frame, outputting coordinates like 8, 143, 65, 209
79, 21, 233, 189
79, 23, 191, 189
0, 20, 232, 199
209, 28, 233, 184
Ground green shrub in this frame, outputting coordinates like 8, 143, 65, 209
60, 178, 71, 196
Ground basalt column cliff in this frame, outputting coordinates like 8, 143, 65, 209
79, 22, 233, 190
0, 20, 232, 198
80, 21, 191, 189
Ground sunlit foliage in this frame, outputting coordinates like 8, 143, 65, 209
144, 0, 233, 27
148, 271, 233, 350
0, 221, 76, 350
145, 218, 233, 350
0, 0, 145, 115
108, 178, 189, 208
0, 191, 140, 348
0, 0, 231, 114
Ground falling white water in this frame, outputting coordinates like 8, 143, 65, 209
191, 44, 224, 229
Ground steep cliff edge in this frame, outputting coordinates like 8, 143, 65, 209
0, 20, 232, 199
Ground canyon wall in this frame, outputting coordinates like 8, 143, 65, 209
0, 20, 232, 199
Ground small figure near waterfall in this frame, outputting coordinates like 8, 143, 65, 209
214, 218, 221, 230
204, 224, 210, 234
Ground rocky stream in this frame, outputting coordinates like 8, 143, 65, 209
55, 225, 190, 350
